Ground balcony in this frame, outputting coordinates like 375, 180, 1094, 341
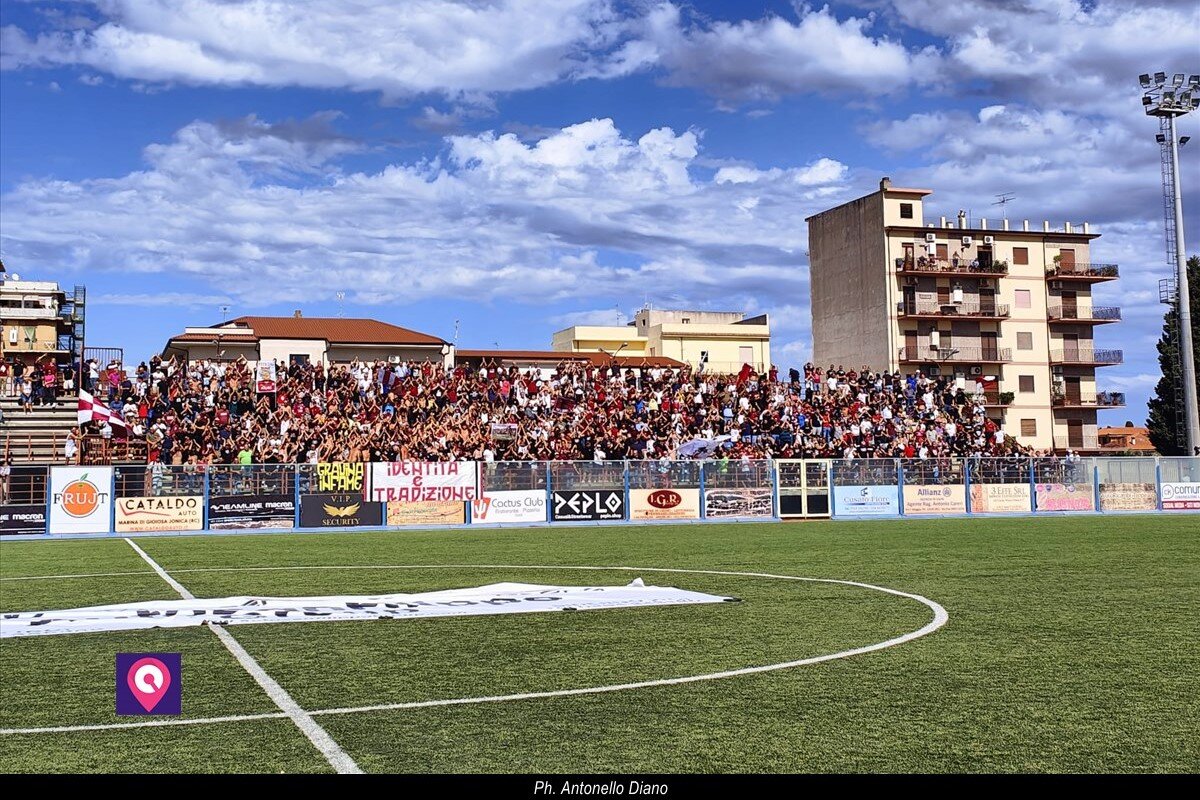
897, 300, 1010, 320
898, 346, 1012, 364
1053, 434, 1100, 453
896, 257, 1009, 277
1047, 305, 1121, 324
1052, 391, 1126, 410
981, 391, 1014, 407
1046, 263, 1119, 282
0, 305, 60, 321
1049, 348, 1123, 365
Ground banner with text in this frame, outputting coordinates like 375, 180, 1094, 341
470, 491, 547, 525
316, 462, 365, 493
551, 490, 625, 522
1098, 483, 1158, 512
386, 500, 466, 526
902, 485, 967, 515
630, 488, 701, 520
115, 496, 204, 533
703, 488, 773, 518
208, 494, 295, 530
969, 483, 1032, 513
1, 505, 46, 536
300, 493, 384, 528
370, 462, 478, 503
49, 466, 114, 535
1160, 482, 1200, 511
1035, 483, 1095, 512
832, 485, 900, 517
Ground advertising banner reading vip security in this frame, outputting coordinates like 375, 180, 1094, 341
49, 467, 114, 534
300, 493, 384, 527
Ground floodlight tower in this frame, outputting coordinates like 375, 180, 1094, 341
1141, 71, 1200, 454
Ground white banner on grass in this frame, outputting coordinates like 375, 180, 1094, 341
0, 580, 734, 638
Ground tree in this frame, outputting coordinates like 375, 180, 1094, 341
1147, 255, 1200, 455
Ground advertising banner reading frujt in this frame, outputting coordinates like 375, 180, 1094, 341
48, 467, 114, 535
370, 462, 478, 503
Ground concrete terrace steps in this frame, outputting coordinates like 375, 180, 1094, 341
1, 394, 79, 463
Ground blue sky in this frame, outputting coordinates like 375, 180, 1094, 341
2, 0, 1198, 426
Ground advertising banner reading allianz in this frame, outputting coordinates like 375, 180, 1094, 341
115, 496, 203, 533
370, 462, 478, 503
901, 485, 966, 515
49, 467, 114, 535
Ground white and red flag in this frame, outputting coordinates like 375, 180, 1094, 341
77, 390, 128, 436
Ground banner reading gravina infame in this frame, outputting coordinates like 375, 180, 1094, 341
0, 580, 735, 638
316, 462, 365, 493
208, 494, 295, 530
115, 496, 203, 533
370, 462, 478, 503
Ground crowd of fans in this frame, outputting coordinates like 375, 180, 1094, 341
73, 354, 1037, 466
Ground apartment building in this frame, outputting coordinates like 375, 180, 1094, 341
0, 267, 86, 372
552, 308, 771, 373
806, 178, 1124, 452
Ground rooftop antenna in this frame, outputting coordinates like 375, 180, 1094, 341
219, 305, 230, 323
453, 319, 460, 343
992, 192, 1016, 218
335, 291, 346, 318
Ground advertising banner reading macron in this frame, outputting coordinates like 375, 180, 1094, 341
208, 494, 295, 529
370, 462, 478, 503
470, 491, 547, 524
49, 467, 114, 535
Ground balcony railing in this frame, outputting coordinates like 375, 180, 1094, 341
1047, 305, 1122, 322
0, 306, 60, 320
1052, 391, 1126, 409
896, 258, 1009, 276
1054, 434, 1100, 452
1046, 263, 1119, 280
980, 391, 1014, 406
898, 346, 1012, 363
1049, 349, 1123, 365
897, 301, 1010, 318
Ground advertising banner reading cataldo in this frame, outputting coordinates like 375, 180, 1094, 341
370, 461, 478, 503
49, 467, 114, 534
386, 501, 466, 526
115, 496, 203, 533
969, 483, 1032, 513
470, 491, 547, 525
901, 485, 966, 515
630, 488, 701, 520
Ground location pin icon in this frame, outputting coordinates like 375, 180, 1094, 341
127, 657, 171, 712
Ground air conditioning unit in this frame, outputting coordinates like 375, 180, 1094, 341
388, 355, 402, 364
983, 235, 995, 245
961, 236, 973, 246
927, 365, 941, 377
969, 366, 983, 376
1049, 280, 1064, 290
904, 276, 919, 286
925, 233, 937, 243
1052, 365, 1064, 375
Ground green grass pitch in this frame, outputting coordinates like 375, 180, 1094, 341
1, 515, 1197, 773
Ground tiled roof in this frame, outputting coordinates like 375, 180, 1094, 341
169, 333, 258, 343
212, 316, 445, 346
456, 349, 685, 368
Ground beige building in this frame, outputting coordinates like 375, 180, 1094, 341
164, 313, 452, 366
552, 308, 771, 373
0, 269, 85, 371
806, 178, 1123, 452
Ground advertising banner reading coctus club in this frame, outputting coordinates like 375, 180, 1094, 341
315, 462, 365, 493
1098, 483, 1158, 512
207, 494, 296, 530
49, 466, 114, 534
386, 500, 466, 526
470, 491, 547, 525
969, 483, 1032, 513
629, 488, 701, 520
832, 485, 900, 517
300, 493, 384, 528
1160, 482, 1200, 510
1035, 483, 1095, 512
551, 490, 625, 522
115, 496, 204, 533
370, 462, 478, 503
703, 488, 774, 518
901, 485, 967, 515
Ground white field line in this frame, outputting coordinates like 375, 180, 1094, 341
121, 539, 363, 775
0, 564, 948, 739
0, 570, 157, 581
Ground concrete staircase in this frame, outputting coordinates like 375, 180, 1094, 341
1, 395, 77, 464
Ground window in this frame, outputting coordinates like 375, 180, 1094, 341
900, 203, 914, 219
1013, 247, 1029, 265
1019, 375, 1035, 392
1017, 332, 1033, 350
289, 354, 310, 365
936, 243, 948, 260
739, 346, 754, 364
1015, 289, 1031, 309
681, 318, 690, 324
1020, 419, 1038, 437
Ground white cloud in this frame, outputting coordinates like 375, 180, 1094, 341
95, 292, 236, 310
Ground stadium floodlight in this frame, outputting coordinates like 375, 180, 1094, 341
1141, 68, 1200, 455
1139, 73, 1152, 88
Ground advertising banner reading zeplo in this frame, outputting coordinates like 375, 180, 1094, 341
300, 493, 384, 528
969, 484, 1032, 513
832, 485, 900, 517
901, 485, 966, 515
370, 461, 478, 503
1099, 483, 1158, 512
1161, 482, 1200, 510
551, 490, 624, 522
208, 494, 295, 530
630, 489, 701, 520
470, 491, 547, 525
49, 466, 114, 534
1035, 483, 1095, 512
386, 501, 466, 526
115, 496, 203, 533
